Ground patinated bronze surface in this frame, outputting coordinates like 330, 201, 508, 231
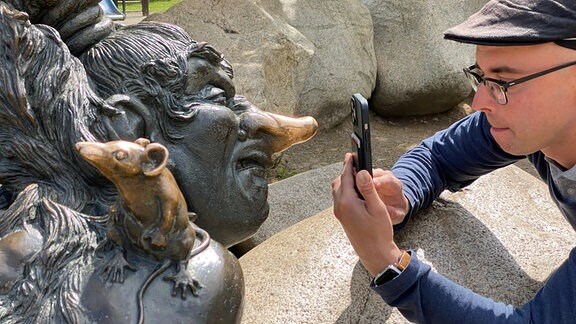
76, 139, 202, 297
0, 0, 317, 322
76, 139, 197, 261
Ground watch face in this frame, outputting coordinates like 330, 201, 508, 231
374, 266, 401, 285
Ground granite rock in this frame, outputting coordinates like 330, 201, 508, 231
363, 0, 488, 116
240, 165, 576, 323
148, 0, 377, 129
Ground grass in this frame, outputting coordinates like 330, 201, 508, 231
122, 0, 182, 14
266, 158, 298, 182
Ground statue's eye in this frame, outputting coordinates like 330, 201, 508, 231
115, 151, 127, 161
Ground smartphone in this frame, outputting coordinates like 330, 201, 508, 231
350, 93, 373, 178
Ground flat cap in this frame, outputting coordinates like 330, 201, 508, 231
444, 0, 576, 49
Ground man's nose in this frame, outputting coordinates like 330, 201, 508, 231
239, 111, 318, 153
471, 83, 497, 113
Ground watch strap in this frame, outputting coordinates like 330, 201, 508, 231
395, 250, 411, 271
373, 250, 411, 285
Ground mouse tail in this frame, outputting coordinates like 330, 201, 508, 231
136, 260, 172, 324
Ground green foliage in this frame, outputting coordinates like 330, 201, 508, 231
267, 158, 298, 182
275, 165, 298, 180
123, 0, 182, 14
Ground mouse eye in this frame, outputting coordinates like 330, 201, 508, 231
115, 151, 128, 161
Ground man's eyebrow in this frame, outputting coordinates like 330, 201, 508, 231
476, 63, 524, 74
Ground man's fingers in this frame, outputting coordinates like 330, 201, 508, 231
332, 154, 362, 220
339, 153, 351, 175
356, 170, 386, 212
373, 169, 395, 184
339, 153, 357, 195
331, 154, 348, 193
372, 168, 386, 177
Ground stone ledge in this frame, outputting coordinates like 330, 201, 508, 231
240, 165, 576, 323
234, 162, 342, 255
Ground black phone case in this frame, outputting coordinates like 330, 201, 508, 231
350, 93, 372, 176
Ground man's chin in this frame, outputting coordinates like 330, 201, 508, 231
492, 131, 521, 155
498, 142, 537, 157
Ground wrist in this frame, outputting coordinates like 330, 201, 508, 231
366, 245, 403, 276
373, 249, 411, 285
402, 195, 410, 217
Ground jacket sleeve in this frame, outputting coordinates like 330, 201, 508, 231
372, 248, 576, 324
391, 112, 523, 230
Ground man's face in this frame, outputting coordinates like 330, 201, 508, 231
471, 43, 576, 167
158, 57, 316, 247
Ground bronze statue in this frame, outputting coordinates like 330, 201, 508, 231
78, 25, 318, 247
0, 1, 317, 322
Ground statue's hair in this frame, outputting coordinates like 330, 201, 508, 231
81, 22, 234, 140
0, 185, 100, 324
0, 2, 115, 323
0, 2, 114, 210
0, 5, 106, 322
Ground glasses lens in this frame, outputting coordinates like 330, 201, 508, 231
464, 69, 480, 91
484, 81, 507, 105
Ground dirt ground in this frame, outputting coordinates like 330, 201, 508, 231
266, 98, 537, 182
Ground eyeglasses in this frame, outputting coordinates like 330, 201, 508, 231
463, 61, 576, 105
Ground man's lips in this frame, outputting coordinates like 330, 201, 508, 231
491, 126, 509, 131
486, 118, 509, 132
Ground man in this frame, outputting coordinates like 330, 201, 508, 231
332, 0, 576, 322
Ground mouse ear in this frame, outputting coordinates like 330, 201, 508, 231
135, 138, 151, 147
142, 143, 168, 176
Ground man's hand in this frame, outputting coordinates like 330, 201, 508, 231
332, 153, 403, 276
372, 169, 410, 225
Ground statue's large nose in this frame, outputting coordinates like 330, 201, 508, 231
240, 111, 318, 153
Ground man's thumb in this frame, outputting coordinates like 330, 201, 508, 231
357, 170, 387, 213
357, 170, 378, 201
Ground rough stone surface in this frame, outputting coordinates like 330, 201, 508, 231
234, 163, 342, 255
363, 0, 488, 116
240, 165, 576, 323
148, 0, 377, 129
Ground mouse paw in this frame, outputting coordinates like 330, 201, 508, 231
95, 238, 115, 256
142, 228, 167, 250
163, 265, 202, 300
100, 249, 136, 284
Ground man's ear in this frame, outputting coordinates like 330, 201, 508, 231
101, 94, 158, 142
142, 143, 168, 177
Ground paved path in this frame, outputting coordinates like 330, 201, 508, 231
105, 11, 145, 25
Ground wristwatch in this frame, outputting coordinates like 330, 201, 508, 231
373, 250, 411, 285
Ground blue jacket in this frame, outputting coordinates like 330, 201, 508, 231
373, 111, 576, 323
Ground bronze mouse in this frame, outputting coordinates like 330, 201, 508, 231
76, 138, 201, 298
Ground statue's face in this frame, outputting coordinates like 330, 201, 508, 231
158, 57, 302, 247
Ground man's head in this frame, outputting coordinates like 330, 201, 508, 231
81, 22, 317, 247
445, 0, 576, 167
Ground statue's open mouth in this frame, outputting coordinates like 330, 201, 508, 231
236, 151, 273, 172
235, 149, 273, 177
233, 143, 273, 201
